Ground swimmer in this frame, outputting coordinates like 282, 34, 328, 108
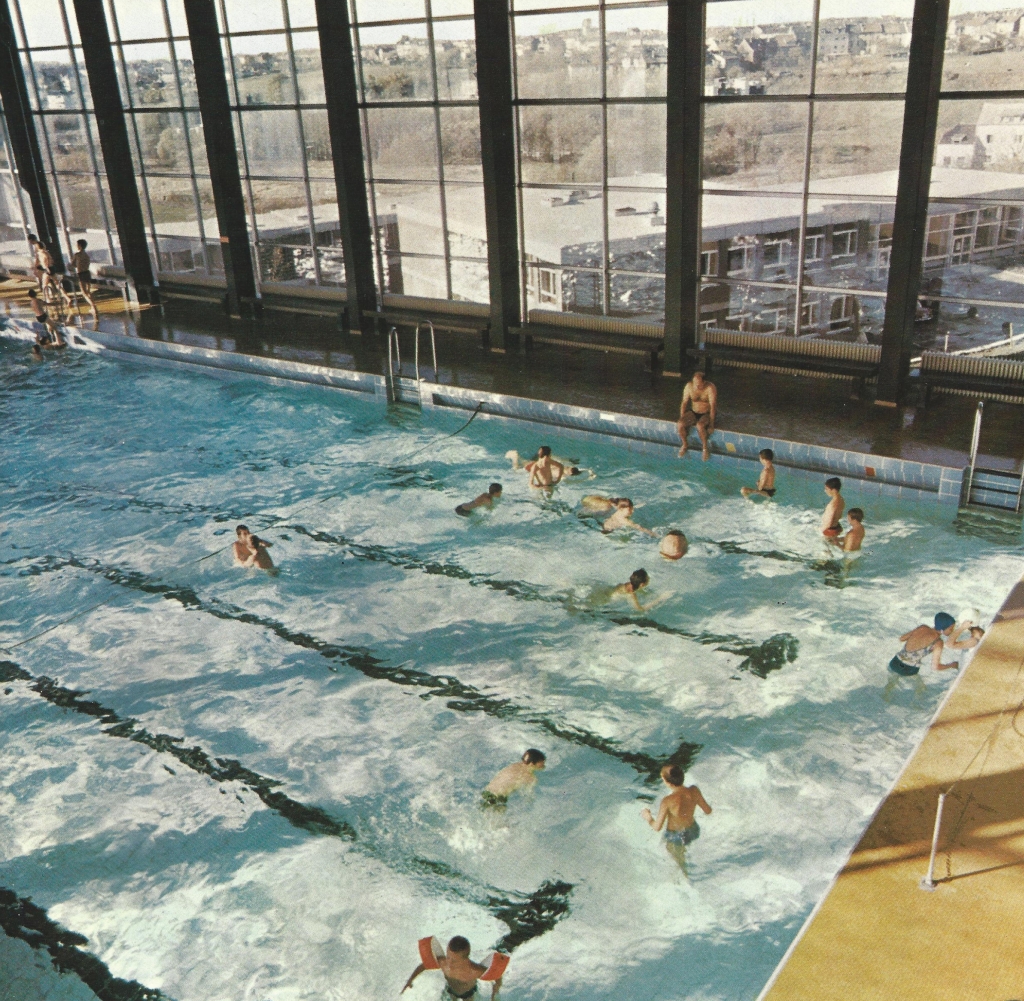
948, 626, 985, 670
741, 449, 776, 499
27, 288, 52, 340
602, 498, 656, 537
641, 763, 712, 875
507, 449, 585, 477
31, 343, 43, 361
233, 524, 274, 569
831, 508, 864, 552
232, 524, 253, 565
528, 446, 565, 488
659, 530, 688, 560
885, 612, 958, 699
403, 935, 502, 999
677, 370, 716, 460
456, 482, 502, 516
820, 477, 844, 539
614, 568, 651, 612
482, 748, 546, 808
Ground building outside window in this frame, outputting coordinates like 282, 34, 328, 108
350, 0, 485, 303
701, 0, 912, 338
512, 0, 668, 321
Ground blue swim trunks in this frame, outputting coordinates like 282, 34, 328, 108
665, 823, 700, 846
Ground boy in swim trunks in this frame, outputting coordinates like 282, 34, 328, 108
482, 748, 546, 808
820, 478, 844, 539
741, 449, 776, 499
601, 498, 657, 537
641, 763, 712, 875
833, 508, 864, 552
456, 482, 501, 516
70, 239, 97, 315
403, 935, 501, 999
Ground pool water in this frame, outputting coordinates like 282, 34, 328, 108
2, 342, 1021, 1001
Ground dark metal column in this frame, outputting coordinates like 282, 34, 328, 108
663, 0, 704, 377
474, 0, 520, 352
876, 0, 949, 405
72, 0, 157, 302
183, 0, 257, 316
0, 0, 63, 270
314, 0, 377, 334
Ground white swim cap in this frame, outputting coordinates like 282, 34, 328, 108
959, 607, 981, 625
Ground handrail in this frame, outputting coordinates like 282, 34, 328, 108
415, 320, 438, 383
963, 400, 984, 506
386, 326, 400, 403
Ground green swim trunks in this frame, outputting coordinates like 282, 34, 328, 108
481, 790, 507, 808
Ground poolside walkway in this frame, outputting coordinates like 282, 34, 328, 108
760, 577, 1024, 1001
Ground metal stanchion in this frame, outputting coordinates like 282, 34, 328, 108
920, 792, 946, 891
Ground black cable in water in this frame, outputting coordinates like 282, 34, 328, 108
402, 400, 486, 462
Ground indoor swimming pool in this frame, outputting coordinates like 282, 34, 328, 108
2, 340, 1022, 1001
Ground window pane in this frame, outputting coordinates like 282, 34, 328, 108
230, 34, 296, 106
393, 254, 447, 298
432, 0, 474, 15
254, 183, 314, 286
223, 0, 284, 33
605, 4, 667, 99
309, 180, 345, 285
185, 111, 209, 175
16, 0, 72, 48
55, 176, 105, 233
445, 182, 487, 265
439, 106, 480, 182
365, 106, 439, 180
943, 2, 1024, 92
149, 176, 204, 272
607, 103, 665, 179
815, 0, 913, 93
705, 0, 814, 96
609, 187, 666, 276
166, 0, 188, 37
376, 181, 444, 258
133, 110, 191, 173
523, 185, 602, 273
610, 271, 664, 320
0, 173, 26, 268
110, 0, 168, 42
701, 192, 804, 282
287, 0, 319, 29
30, 51, 83, 111
174, 38, 199, 105
703, 102, 808, 189
518, 104, 601, 184
354, 0, 426, 20
238, 109, 304, 176
515, 11, 601, 99
357, 22, 433, 101
42, 113, 92, 171
433, 19, 477, 101
122, 42, 179, 107
701, 280, 797, 335
302, 109, 333, 177
292, 30, 324, 102
804, 197, 896, 293
809, 100, 905, 184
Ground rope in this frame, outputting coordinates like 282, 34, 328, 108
400, 400, 486, 462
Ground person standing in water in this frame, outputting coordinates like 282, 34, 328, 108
641, 763, 712, 874
482, 748, 546, 808
741, 449, 776, 499
402, 936, 501, 999
601, 498, 657, 537
528, 446, 565, 488
820, 477, 845, 539
832, 508, 864, 552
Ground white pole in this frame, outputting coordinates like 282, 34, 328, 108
920, 792, 946, 891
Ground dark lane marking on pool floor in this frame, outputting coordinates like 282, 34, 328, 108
0, 885, 171, 1001
0, 659, 571, 954
11, 554, 702, 781
285, 524, 800, 678
5, 479, 800, 675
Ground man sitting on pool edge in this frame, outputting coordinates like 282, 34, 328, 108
402, 935, 502, 999
482, 748, 546, 808
456, 482, 502, 516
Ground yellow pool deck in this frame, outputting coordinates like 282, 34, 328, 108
761, 575, 1024, 1001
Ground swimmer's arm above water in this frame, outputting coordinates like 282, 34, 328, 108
640, 798, 668, 831
401, 963, 425, 993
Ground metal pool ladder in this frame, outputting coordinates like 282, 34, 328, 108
386, 322, 438, 405
959, 400, 1024, 520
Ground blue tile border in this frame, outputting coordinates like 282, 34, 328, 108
49, 325, 966, 508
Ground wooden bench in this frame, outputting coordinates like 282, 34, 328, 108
380, 294, 490, 347
513, 309, 664, 367
688, 328, 881, 390
919, 351, 1024, 405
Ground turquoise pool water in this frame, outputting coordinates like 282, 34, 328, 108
1, 340, 1021, 1001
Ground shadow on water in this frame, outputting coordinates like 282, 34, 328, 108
0, 660, 572, 954
0, 885, 168, 1000
11, 555, 701, 782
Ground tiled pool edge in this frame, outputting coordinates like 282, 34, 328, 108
86, 329, 964, 506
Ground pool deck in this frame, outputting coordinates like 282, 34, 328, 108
760, 576, 1024, 1001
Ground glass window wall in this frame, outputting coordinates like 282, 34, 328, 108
513, 0, 668, 321
0, 104, 33, 271
916, 2, 1024, 352
12, 0, 117, 273
351, 0, 484, 302
702, 0, 912, 339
